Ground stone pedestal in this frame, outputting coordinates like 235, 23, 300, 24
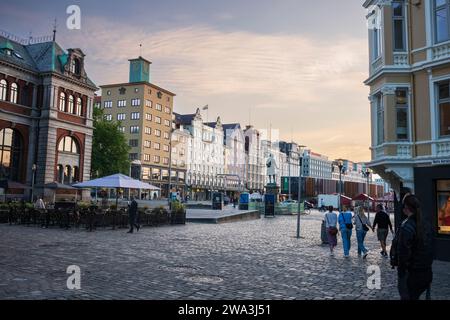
264, 183, 280, 202
264, 183, 279, 217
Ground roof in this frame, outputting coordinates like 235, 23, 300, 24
0, 35, 97, 89
222, 123, 241, 131
100, 81, 176, 96
174, 113, 196, 125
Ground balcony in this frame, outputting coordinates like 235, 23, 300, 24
397, 145, 412, 158
393, 53, 408, 67
432, 41, 450, 61
436, 141, 450, 156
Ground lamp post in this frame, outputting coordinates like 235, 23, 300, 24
337, 160, 344, 212
30, 164, 37, 202
363, 168, 371, 221
296, 145, 306, 239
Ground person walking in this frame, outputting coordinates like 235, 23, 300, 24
353, 206, 371, 259
127, 196, 140, 233
338, 206, 353, 258
323, 206, 338, 256
391, 194, 433, 300
372, 204, 394, 257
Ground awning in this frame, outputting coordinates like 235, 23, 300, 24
352, 193, 375, 201
73, 173, 160, 190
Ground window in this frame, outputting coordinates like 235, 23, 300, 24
70, 58, 80, 74
152, 168, 160, 179
393, 2, 405, 51
155, 104, 162, 111
0, 128, 22, 181
64, 165, 72, 184
165, 106, 171, 114
107, 90, 111, 96
59, 92, 66, 111
118, 126, 125, 133
104, 114, 112, 121
130, 126, 140, 134
104, 101, 112, 108
172, 159, 178, 166
153, 155, 160, 163
134, 88, 139, 93
144, 154, 150, 162
435, 0, 450, 43
164, 132, 170, 139
163, 157, 169, 165
396, 89, 409, 140
117, 113, 126, 121
129, 153, 138, 161
155, 116, 161, 124
154, 142, 160, 150
118, 100, 127, 107
0, 79, 7, 101
72, 166, 80, 183
145, 113, 152, 121
154, 129, 161, 137
145, 100, 152, 108
58, 136, 79, 154
163, 144, 169, 152
438, 81, 450, 137
76, 97, 82, 116
131, 112, 140, 120
131, 98, 141, 106
376, 94, 384, 145
161, 169, 169, 180
68, 95, 74, 113
144, 140, 151, 148
372, 23, 382, 61
437, 180, 450, 235
57, 164, 64, 183
164, 119, 171, 127
129, 139, 139, 147
145, 127, 151, 135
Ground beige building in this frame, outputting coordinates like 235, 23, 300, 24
99, 57, 178, 198
363, 0, 450, 260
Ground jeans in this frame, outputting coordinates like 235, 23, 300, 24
356, 230, 368, 255
341, 228, 352, 256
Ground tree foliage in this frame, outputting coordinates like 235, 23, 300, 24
91, 106, 130, 178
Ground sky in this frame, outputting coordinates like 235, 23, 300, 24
0, 0, 372, 162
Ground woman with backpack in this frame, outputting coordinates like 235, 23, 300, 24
353, 206, 372, 259
338, 206, 354, 258
323, 206, 338, 256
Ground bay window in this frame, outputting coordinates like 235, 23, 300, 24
435, 0, 450, 43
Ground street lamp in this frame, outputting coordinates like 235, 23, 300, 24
337, 160, 344, 212
296, 145, 306, 239
30, 164, 37, 202
362, 168, 371, 221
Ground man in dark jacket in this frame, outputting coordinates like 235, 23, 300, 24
127, 196, 140, 233
391, 194, 433, 300
372, 204, 394, 257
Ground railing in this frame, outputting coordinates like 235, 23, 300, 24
393, 53, 409, 66
374, 146, 385, 159
432, 41, 450, 60
436, 141, 450, 156
0, 29, 53, 45
397, 145, 412, 158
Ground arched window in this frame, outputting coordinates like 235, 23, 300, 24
10, 83, 18, 104
59, 92, 66, 112
57, 164, 64, 183
64, 165, 71, 184
68, 95, 74, 114
76, 97, 82, 116
0, 128, 22, 181
73, 166, 80, 183
58, 136, 79, 154
0, 79, 7, 101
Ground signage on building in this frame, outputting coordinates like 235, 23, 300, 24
433, 159, 450, 166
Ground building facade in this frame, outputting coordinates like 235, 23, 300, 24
223, 123, 246, 194
99, 57, 176, 198
0, 31, 96, 202
244, 126, 265, 193
363, 0, 450, 260
176, 109, 225, 201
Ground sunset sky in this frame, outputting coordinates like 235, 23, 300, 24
0, 0, 372, 162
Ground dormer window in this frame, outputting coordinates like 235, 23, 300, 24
70, 58, 81, 75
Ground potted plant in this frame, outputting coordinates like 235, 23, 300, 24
170, 201, 186, 225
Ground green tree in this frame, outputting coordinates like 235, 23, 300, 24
91, 106, 130, 178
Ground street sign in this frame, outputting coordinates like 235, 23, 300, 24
433, 159, 450, 166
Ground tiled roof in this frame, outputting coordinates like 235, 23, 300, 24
174, 113, 196, 125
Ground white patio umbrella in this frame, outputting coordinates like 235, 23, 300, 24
73, 174, 160, 206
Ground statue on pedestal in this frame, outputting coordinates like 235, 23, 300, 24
266, 153, 278, 185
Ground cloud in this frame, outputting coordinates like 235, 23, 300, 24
57, 16, 370, 162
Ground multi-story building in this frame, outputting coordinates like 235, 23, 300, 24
223, 123, 246, 194
0, 31, 96, 201
169, 124, 189, 198
302, 150, 333, 180
176, 109, 225, 201
363, 0, 450, 260
244, 126, 264, 193
99, 56, 176, 197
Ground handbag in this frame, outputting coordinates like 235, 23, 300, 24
358, 214, 370, 232
326, 214, 338, 236
341, 213, 353, 230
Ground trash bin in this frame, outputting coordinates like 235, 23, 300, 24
212, 192, 224, 210
321, 220, 329, 244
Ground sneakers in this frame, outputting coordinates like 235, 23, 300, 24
136, 225, 140, 232
363, 252, 368, 259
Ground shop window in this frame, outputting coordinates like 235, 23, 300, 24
437, 180, 450, 235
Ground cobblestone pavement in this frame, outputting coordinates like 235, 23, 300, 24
0, 211, 449, 300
